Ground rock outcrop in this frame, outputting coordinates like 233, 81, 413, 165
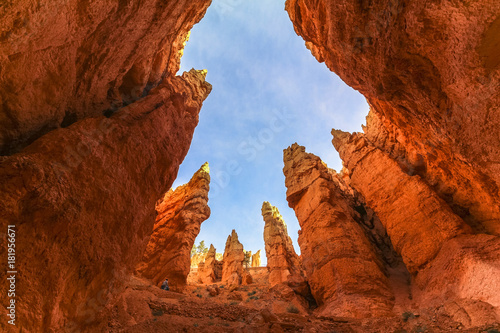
0, 0, 211, 155
332, 131, 470, 273
251, 250, 261, 267
285, 0, 500, 235
262, 201, 308, 296
0, 1, 211, 330
0, 68, 211, 332
136, 162, 211, 291
222, 230, 252, 286
191, 252, 207, 268
283, 144, 395, 318
198, 244, 223, 284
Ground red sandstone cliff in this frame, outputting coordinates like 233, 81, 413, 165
0, 0, 212, 155
285, 0, 500, 235
136, 162, 211, 291
283, 143, 396, 318
0, 1, 212, 330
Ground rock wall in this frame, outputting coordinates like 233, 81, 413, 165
222, 230, 252, 286
0, 1, 212, 330
136, 162, 211, 291
198, 244, 223, 284
283, 144, 395, 318
285, 0, 500, 235
0, 0, 212, 155
251, 250, 261, 267
262, 201, 308, 296
0, 69, 211, 332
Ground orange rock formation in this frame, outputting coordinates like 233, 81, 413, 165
0, 1, 211, 330
198, 244, 223, 284
222, 230, 252, 286
262, 201, 308, 296
251, 250, 262, 267
136, 162, 210, 291
283, 144, 395, 317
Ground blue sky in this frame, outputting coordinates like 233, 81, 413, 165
174, 0, 369, 264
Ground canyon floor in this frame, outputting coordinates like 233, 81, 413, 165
106, 276, 500, 333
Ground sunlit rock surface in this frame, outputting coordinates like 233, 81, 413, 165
136, 162, 211, 291
262, 201, 308, 296
283, 143, 395, 318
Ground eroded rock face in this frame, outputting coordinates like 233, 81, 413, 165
222, 230, 251, 286
251, 250, 261, 267
136, 162, 211, 291
283, 143, 395, 318
198, 244, 222, 284
0, 0, 212, 155
285, 0, 500, 235
332, 131, 470, 273
0, 69, 211, 331
262, 201, 308, 294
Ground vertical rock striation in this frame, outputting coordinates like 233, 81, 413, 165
198, 244, 222, 284
136, 162, 211, 291
285, 0, 500, 235
262, 201, 308, 295
283, 143, 395, 318
222, 230, 251, 286
0, 69, 212, 331
332, 131, 470, 273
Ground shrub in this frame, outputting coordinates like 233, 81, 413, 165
247, 291, 257, 296
402, 311, 415, 322
287, 304, 299, 314
196, 294, 202, 298
152, 309, 164, 316
249, 296, 259, 300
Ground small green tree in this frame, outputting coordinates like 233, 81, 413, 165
191, 244, 197, 257
196, 240, 208, 254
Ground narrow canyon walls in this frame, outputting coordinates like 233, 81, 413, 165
285, 0, 500, 235
0, 1, 212, 331
136, 162, 211, 291
262, 201, 308, 296
283, 143, 395, 318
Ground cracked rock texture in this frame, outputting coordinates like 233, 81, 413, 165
0, 1, 211, 330
136, 162, 211, 291
286, 0, 500, 235
283, 143, 395, 318
0, 0, 212, 155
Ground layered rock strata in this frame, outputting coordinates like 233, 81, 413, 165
285, 0, 500, 235
251, 250, 261, 267
283, 143, 395, 318
0, 0, 212, 155
0, 69, 211, 331
198, 244, 223, 284
136, 162, 211, 290
222, 230, 252, 286
262, 201, 308, 295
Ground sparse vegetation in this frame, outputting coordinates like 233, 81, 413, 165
191, 240, 209, 256
152, 309, 164, 316
229, 301, 239, 305
249, 296, 259, 300
287, 304, 300, 314
247, 291, 257, 296
196, 294, 202, 298
402, 311, 416, 322
193, 323, 199, 328
414, 325, 427, 333
243, 250, 252, 268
